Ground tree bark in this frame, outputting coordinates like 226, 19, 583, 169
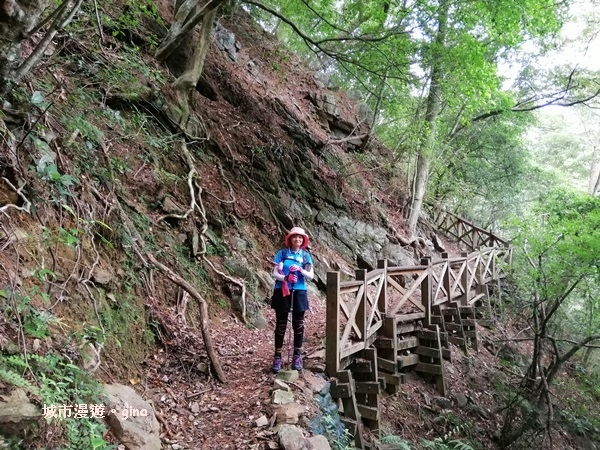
155, 0, 225, 63
0, 0, 48, 90
407, 1, 448, 231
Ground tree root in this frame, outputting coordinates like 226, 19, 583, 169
98, 142, 227, 383
159, 141, 250, 325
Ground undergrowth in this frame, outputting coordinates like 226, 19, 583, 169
0, 353, 113, 449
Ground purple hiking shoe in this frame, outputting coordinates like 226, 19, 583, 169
292, 354, 302, 371
272, 355, 283, 373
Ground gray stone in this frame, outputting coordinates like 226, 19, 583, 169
103, 383, 161, 450
272, 403, 306, 424
276, 370, 299, 383
272, 389, 294, 405
454, 393, 468, 408
0, 389, 41, 436
308, 435, 331, 450
278, 425, 309, 450
273, 379, 291, 392
255, 415, 269, 427
302, 371, 327, 394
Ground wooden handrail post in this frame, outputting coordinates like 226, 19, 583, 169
442, 252, 451, 303
420, 257, 432, 326
377, 259, 388, 315
355, 269, 368, 343
460, 252, 469, 305
326, 271, 340, 377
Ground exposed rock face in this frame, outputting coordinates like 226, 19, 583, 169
0, 388, 41, 436
314, 211, 416, 269
103, 383, 161, 450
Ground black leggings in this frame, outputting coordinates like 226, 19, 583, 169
274, 309, 305, 351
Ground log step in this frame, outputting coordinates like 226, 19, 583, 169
444, 323, 462, 332
379, 372, 403, 386
415, 362, 443, 375
355, 381, 380, 395
398, 353, 419, 368
377, 357, 397, 373
397, 336, 419, 350
416, 330, 446, 341
331, 382, 352, 399
448, 336, 465, 347
358, 404, 379, 421
430, 315, 444, 325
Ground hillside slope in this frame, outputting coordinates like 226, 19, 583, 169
1, 2, 596, 450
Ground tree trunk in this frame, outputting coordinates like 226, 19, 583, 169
173, 6, 217, 95
0, 0, 48, 91
407, 1, 448, 231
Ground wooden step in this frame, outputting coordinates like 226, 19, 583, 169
416, 330, 439, 340
397, 336, 419, 350
444, 323, 462, 332
355, 381, 381, 395
398, 353, 419, 368
415, 345, 442, 358
379, 372, 403, 386
377, 357, 397, 373
375, 337, 394, 349
397, 323, 417, 334
358, 404, 379, 421
448, 336, 465, 347
415, 362, 443, 375
442, 308, 458, 315
430, 315, 443, 325
462, 319, 476, 326
351, 360, 373, 373
464, 331, 477, 338
331, 382, 352, 399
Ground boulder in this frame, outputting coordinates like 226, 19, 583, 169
0, 388, 41, 436
103, 383, 161, 450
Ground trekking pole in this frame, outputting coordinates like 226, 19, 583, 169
286, 286, 294, 366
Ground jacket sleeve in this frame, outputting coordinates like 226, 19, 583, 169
272, 265, 286, 281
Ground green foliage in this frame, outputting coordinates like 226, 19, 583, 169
103, 0, 165, 48
0, 353, 113, 449
421, 438, 476, 450
376, 434, 413, 449
319, 412, 354, 450
2, 286, 54, 339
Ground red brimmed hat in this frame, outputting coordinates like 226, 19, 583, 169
284, 226, 310, 249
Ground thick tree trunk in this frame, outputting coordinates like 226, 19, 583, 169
173, 6, 217, 94
0, 0, 84, 92
407, 1, 448, 231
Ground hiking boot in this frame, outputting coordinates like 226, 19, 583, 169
291, 354, 302, 371
272, 355, 283, 373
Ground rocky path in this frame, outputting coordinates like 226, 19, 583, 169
141, 294, 329, 449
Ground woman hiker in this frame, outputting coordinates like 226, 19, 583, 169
271, 226, 314, 373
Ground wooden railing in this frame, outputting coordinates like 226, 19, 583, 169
427, 206, 510, 250
324, 212, 512, 448
325, 247, 510, 375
